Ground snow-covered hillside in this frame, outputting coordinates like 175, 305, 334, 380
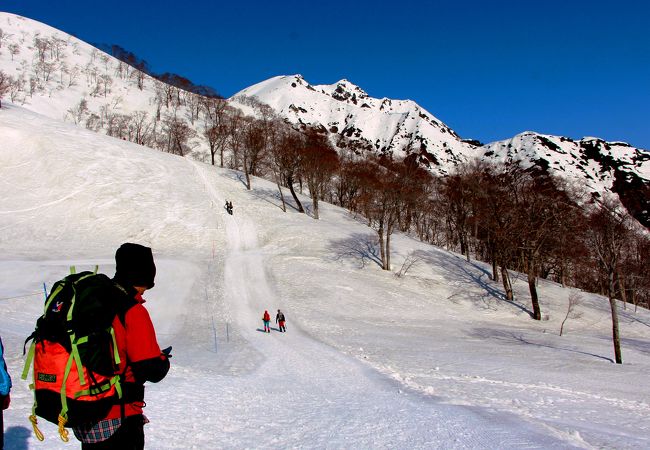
0, 14, 154, 122
2, 104, 650, 449
0, 12, 214, 160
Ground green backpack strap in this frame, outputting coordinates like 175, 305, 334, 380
20, 341, 35, 383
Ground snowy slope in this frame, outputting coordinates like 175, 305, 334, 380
2, 105, 650, 449
0, 12, 213, 161
0, 13, 156, 124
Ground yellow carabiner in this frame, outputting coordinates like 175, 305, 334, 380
29, 414, 45, 441
57, 414, 70, 442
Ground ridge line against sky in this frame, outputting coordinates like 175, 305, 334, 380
1, 0, 649, 149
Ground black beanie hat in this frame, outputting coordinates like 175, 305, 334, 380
114, 243, 156, 289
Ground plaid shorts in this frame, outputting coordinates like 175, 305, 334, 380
73, 418, 122, 444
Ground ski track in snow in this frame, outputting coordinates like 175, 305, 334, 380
170, 160, 584, 449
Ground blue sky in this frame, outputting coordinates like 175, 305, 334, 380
2, 0, 649, 148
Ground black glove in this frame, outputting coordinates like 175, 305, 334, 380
162, 346, 172, 359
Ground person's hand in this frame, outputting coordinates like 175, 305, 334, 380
2, 393, 10, 410
162, 346, 172, 359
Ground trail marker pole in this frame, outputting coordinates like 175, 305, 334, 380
211, 315, 218, 353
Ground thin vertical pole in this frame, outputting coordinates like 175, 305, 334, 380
212, 315, 217, 353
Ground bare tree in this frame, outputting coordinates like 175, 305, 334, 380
438, 168, 476, 261
202, 98, 231, 166
0, 28, 8, 48
357, 157, 417, 271
129, 111, 153, 146
8, 75, 24, 104
33, 37, 50, 62
559, 293, 583, 336
267, 125, 306, 212
395, 251, 422, 278
457, 163, 519, 299
586, 196, 631, 364
0, 71, 14, 108
8, 43, 20, 60
162, 114, 196, 156
67, 98, 89, 124
301, 128, 340, 219
226, 108, 245, 169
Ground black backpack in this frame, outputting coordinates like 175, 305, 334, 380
22, 270, 135, 442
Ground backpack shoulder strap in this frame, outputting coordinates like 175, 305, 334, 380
111, 281, 138, 326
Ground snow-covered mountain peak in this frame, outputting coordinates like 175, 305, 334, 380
313, 78, 370, 104
234, 74, 476, 173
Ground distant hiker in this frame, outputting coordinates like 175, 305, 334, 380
225, 201, 233, 215
263, 310, 271, 333
276, 309, 286, 332
72, 243, 171, 450
0, 335, 12, 450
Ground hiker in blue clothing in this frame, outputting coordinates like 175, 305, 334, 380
0, 335, 12, 450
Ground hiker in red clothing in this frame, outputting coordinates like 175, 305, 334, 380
72, 243, 171, 450
262, 310, 271, 333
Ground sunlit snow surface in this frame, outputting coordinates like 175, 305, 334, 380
1, 106, 650, 449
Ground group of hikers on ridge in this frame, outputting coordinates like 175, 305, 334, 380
262, 309, 287, 333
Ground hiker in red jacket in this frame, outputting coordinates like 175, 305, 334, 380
262, 310, 271, 333
73, 243, 171, 450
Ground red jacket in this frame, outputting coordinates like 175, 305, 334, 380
105, 293, 169, 419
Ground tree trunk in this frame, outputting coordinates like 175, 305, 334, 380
378, 225, 387, 270
616, 268, 627, 310
527, 268, 541, 320
501, 266, 513, 301
385, 230, 391, 271
312, 195, 319, 220
244, 165, 251, 190
276, 181, 286, 212
490, 242, 498, 282
608, 267, 623, 364
287, 175, 304, 213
